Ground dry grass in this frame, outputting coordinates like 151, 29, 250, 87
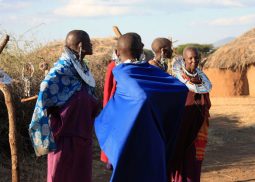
204, 28, 255, 70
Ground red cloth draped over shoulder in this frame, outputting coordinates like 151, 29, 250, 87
101, 61, 117, 163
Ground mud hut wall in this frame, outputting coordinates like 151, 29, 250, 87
204, 68, 249, 97
247, 64, 255, 96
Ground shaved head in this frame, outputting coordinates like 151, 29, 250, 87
65, 30, 92, 59
117, 32, 144, 61
118, 33, 141, 50
183, 46, 198, 57
150, 38, 173, 60
65, 30, 90, 47
151, 38, 172, 54
183, 46, 200, 73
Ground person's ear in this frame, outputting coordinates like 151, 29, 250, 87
78, 42, 82, 51
116, 49, 120, 57
78, 42, 83, 61
161, 48, 165, 58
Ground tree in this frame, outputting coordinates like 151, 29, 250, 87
143, 48, 154, 61
175, 43, 215, 57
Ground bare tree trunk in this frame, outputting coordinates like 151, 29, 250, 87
0, 34, 10, 54
0, 83, 20, 182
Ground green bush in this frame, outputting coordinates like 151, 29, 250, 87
175, 43, 215, 57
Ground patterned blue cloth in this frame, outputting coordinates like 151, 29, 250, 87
29, 48, 95, 156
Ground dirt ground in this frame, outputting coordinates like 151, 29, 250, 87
1, 97, 255, 182
201, 97, 255, 182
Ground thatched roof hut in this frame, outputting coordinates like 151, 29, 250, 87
203, 28, 255, 96
204, 28, 255, 70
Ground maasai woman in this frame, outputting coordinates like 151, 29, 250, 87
29, 30, 98, 182
171, 47, 212, 182
148, 37, 173, 72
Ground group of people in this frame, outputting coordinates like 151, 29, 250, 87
29, 29, 212, 182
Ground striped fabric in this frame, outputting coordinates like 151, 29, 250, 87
195, 110, 210, 160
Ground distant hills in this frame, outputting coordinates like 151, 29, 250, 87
213, 37, 235, 48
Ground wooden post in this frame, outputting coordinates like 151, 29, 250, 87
0, 34, 10, 54
0, 83, 20, 182
112, 26, 122, 38
0, 34, 20, 182
21, 95, 38, 103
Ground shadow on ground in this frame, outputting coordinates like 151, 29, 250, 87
202, 115, 255, 174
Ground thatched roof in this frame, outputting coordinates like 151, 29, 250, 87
204, 28, 255, 70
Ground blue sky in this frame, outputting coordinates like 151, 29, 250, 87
0, 0, 255, 48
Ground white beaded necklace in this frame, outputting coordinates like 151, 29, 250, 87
182, 65, 198, 78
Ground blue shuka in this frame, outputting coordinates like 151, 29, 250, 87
29, 47, 95, 156
95, 63, 188, 182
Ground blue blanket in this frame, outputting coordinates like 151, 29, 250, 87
95, 63, 188, 182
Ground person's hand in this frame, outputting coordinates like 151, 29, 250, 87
190, 76, 202, 84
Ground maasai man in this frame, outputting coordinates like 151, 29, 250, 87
148, 37, 173, 72
95, 33, 188, 182
29, 30, 98, 182
171, 47, 212, 182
